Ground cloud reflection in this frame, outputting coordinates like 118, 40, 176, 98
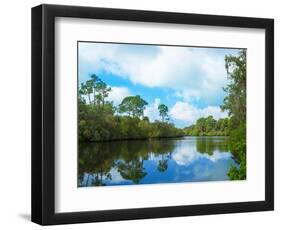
172, 144, 232, 165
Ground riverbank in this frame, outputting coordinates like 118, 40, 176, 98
79, 109, 185, 142
79, 135, 231, 144
79, 134, 186, 143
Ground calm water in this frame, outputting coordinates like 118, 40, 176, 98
78, 136, 238, 187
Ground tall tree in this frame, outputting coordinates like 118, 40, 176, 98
96, 80, 111, 107
90, 74, 100, 105
205, 115, 216, 133
221, 50, 246, 124
85, 80, 94, 103
158, 104, 169, 122
79, 82, 87, 103
119, 95, 148, 118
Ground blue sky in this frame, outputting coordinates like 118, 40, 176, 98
78, 42, 242, 128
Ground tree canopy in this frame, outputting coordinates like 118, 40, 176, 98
158, 104, 169, 122
184, 116, 230, 136
119, 95, 148, 118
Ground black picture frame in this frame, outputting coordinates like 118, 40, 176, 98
31, 4, 274, 225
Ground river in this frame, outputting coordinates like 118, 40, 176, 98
78, 136, 238, 187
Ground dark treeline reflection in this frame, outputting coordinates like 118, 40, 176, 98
78, 136, 232, 187
195, 137, 230, 155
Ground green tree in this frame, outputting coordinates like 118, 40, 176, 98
196, 117, 206, 135
221, 50, 246, 180
89, 74, 101, 105
119, 95, 148, 118
158, 104, 169, 122
85, 80, 94, 103
78, 82, 87, 103
96, 80, 111, 107
221, 50, 246, 124
183, 116, 230, 136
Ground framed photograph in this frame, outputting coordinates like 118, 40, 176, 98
31, 4, 274, 225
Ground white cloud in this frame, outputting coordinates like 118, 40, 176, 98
109, 168, 126, 183
107, 86, 131, 106
143, 98, 161, 122
170, 101, 228, 126
79, 43, 237, 104
172, 145, 231, 166
170, 102, 197, 123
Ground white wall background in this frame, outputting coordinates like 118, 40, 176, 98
0, 0, 279, 229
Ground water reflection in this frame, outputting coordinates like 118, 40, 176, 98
78, 136, 237, 187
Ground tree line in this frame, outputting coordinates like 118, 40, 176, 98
78, 75, 184, 142
183, 116, 230, 136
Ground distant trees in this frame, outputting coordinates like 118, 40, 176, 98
183, 116, 230, 136
119, 95, 148, 118
158, 104, 169, 122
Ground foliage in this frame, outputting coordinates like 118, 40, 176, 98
158, 104, 169, 122
183, 116, 230, 136
221, 50, 246, 125
78, 75, 184, 142
118, 95, 148, 118
79, 74, 112, 106
227, 122, 246, 180
222, 50, 247, 180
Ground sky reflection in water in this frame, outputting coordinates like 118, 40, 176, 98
78, 136, 237, 187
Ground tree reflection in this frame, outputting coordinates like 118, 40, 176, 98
78, 139, 176, 186
117, 159, 147, 184
78, 137, 232, 186
157, 159, 168, 172
196, 137, 230, 155
78, 143, 116, 186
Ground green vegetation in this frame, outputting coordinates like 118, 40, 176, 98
158, 104, 169, 122
183, 116, 230, 136
118, 95, 148, 117
78, 74, 184, 142
223, 50, 246, 180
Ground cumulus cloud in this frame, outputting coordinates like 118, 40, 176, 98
81, 86, 131, 105
143, 98, 161, 122
172, 145, 231, 166
170, 101, 228, 126
79, 43, 237, 104
107, 86, 131, 106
